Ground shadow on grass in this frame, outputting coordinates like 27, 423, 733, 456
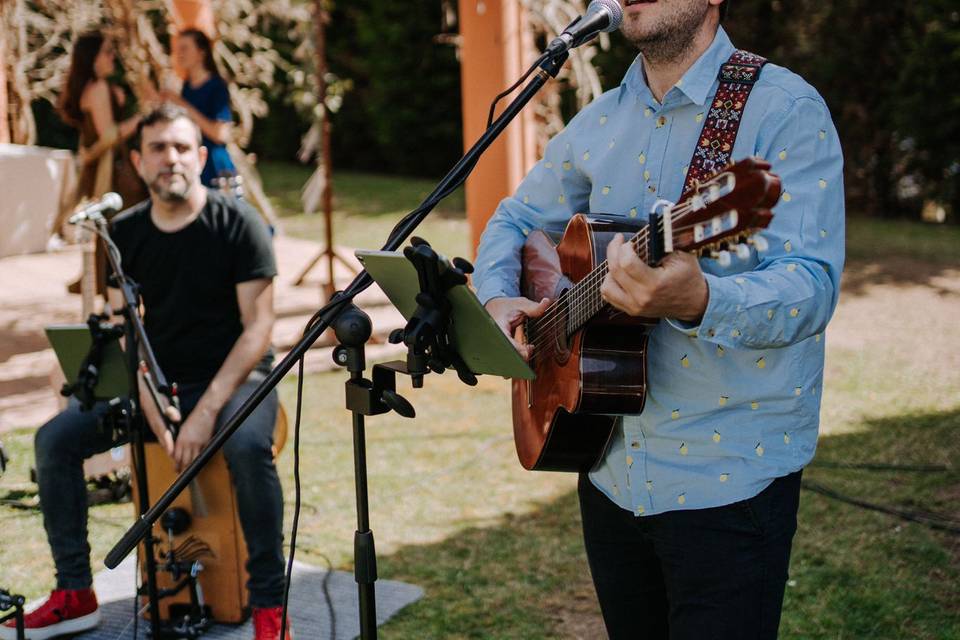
841, 256, 960, 298
783, 406, 959, 639
842, 216, 960, 297
374, 486, 603, 640
368, 407, 959, 639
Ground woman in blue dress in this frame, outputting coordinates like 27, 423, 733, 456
162, 29, 236, 188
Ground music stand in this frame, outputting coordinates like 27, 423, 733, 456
355, 248, 533, 381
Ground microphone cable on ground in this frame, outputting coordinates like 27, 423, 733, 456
809, 460, 948, 473
802, 457, 960, 536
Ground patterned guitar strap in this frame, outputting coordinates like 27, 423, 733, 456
682, 50, 768, 195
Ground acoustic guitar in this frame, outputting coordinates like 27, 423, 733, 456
512, 158, 781, 472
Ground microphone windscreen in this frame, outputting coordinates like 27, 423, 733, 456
590, 0, 624, 31
102, 192, 124, 212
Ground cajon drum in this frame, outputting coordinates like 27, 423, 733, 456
131, 403, 288, 623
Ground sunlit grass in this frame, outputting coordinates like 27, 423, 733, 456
2, 169, 958, 637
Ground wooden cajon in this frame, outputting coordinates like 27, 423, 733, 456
132, 443, 251, 623
130, 403, 288, 623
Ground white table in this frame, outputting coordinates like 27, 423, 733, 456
0, 143, 77, 257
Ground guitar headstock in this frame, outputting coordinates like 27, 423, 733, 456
666, 158, 780, 266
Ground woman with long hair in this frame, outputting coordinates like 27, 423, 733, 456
58, 31, 146, 211
57, 30, 147, 297
161, 29, 236, 187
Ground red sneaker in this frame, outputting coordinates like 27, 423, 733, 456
252, 606, 294, 640
0, 588, 100, 640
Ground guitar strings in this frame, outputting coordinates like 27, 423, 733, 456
525, 205, 762, 360
525, 215, 706, 357
524, 177, 766, 351
522, 172, 753, 359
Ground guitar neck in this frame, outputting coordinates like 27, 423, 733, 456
557, 228, 656, 337
523, 159, 779, 355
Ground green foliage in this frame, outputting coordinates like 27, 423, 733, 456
323, 1, 462, 177
720, 1, 960, 219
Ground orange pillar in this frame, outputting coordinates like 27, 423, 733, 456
458, 0, 538, 255
170, 0, 216, 77
170, 0, 215, 33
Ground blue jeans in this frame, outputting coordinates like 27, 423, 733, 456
578, 470, 802, 640
35, 372, 285, 608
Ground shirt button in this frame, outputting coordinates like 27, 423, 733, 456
657, 115, 668, 127
631, 441, 641, 449
626, 455, 634, 466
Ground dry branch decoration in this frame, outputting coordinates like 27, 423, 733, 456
520, 0, 610, 153
3, 0, 608, 209
0, 0, 323, 222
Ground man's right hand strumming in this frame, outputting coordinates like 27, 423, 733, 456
485, 296, 550, 361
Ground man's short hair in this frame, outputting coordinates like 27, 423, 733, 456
134, 103, 202, 150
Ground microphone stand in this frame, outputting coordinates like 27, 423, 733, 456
106, 49, 570, 639
89, 218, 181, 638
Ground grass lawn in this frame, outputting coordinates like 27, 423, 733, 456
1, 164, 958, 638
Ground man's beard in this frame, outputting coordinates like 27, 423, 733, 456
149, 171, 193, 202
623, 2, 710, 65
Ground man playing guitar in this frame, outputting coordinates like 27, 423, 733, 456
474, 1, 845, 638
3, 104, 291, 640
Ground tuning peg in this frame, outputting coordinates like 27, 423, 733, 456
750, 235, 769, 252
735, 243, 751, 260
712, 250, 732, 268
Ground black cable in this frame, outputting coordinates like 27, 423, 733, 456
279, 353, 305, 640
296, 549, 337, 640
809, 460, 948, 473
320, 552, 336, 640
486, 52, 550, 128
801, 480, 960, 535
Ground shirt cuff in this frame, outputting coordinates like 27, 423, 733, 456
475, 283, 520, 307
665, 272, 745, 343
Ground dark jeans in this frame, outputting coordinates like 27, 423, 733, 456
35, 372, 285, 608
578, 471, 802, 640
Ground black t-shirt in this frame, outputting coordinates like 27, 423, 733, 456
109, 191, 277, 384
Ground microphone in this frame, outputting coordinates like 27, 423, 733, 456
546, 0, 624, 56
68, 192, 123, 225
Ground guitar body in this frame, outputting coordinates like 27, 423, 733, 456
512, 215, 651, 472
508, 159, 781, 472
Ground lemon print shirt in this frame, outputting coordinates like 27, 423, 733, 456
474, 28, 845, 516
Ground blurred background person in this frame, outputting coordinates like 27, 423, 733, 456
56, 30, 147, 296
162, 29, 236, 189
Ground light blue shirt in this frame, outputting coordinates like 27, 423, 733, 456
473, 28, 845, 516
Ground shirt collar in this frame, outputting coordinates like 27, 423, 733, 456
620, 27, 737, 108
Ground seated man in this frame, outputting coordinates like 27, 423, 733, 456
2, 104, 290, 640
